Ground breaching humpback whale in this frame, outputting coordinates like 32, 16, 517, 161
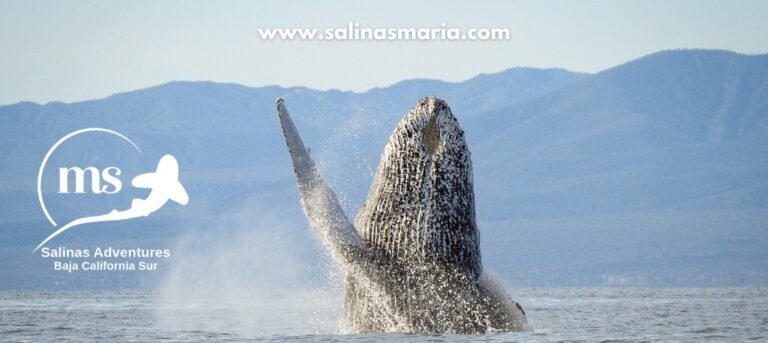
276, 97, 529, 334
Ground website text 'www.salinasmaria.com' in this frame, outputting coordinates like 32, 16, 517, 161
257, 22, 510, 41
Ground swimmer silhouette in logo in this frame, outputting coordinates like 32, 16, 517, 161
34, 154, 188, 252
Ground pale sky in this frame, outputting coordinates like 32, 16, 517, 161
1, 0, 766, 105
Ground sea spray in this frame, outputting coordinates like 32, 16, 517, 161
154, 195, 341, 336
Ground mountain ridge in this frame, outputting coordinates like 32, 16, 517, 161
0, 49, 766, 288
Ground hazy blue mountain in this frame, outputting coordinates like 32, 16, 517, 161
0, 49, 765, 289
471, 50, 768, 218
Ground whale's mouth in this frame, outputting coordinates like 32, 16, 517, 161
424, 115, 440, 155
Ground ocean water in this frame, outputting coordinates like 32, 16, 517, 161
1, 288, 766, 342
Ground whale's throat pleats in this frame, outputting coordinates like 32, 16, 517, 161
346, 98, 492, 333
356, 98, 481, 279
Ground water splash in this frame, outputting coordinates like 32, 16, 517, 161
154, 196, 342, 336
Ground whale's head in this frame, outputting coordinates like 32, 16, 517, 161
357, 97, 480, 278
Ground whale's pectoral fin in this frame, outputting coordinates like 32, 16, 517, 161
276, 98, 364, 263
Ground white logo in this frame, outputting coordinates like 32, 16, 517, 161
34, 128, 189, 252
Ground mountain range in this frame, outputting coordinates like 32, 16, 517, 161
0, 49, 766, 288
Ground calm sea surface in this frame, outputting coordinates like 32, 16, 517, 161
1, 288, 766, 342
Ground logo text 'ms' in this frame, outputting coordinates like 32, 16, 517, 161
58, 166, 122, 194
